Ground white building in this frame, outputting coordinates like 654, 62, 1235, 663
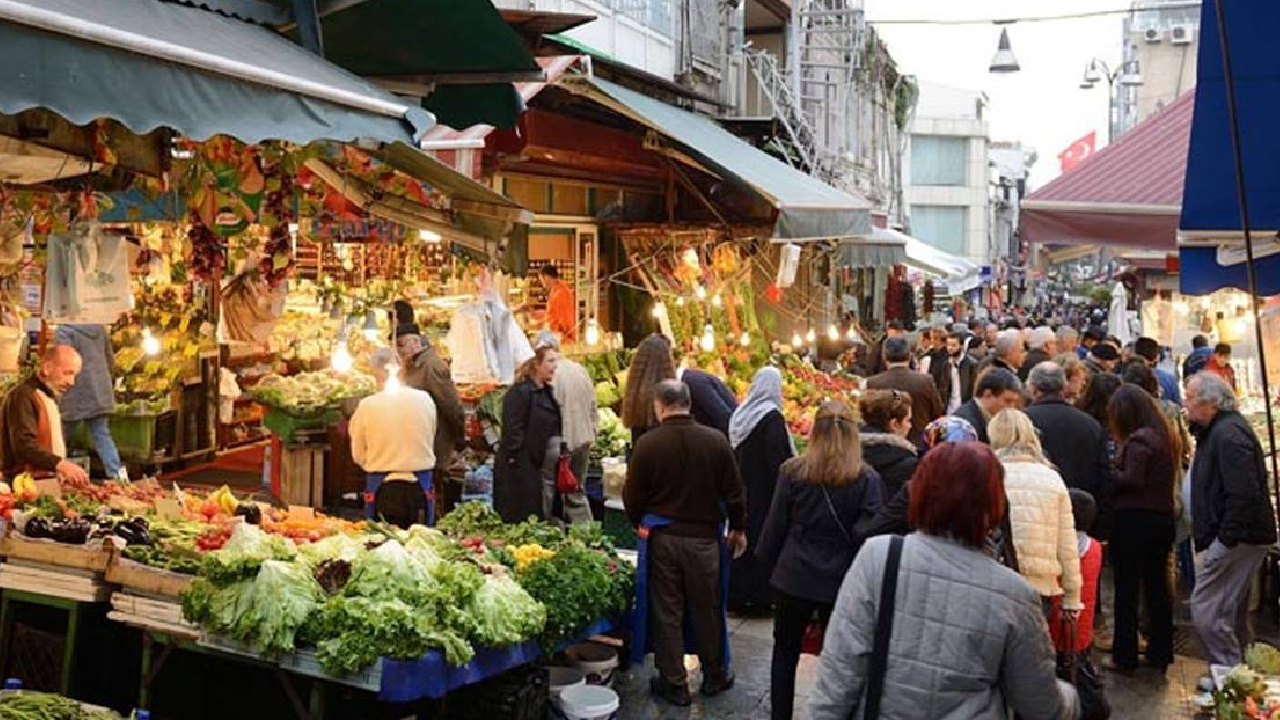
905, 81, 990, 264
1119, 0, 1199, 135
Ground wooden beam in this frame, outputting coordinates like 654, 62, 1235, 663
0, 110, 164, 178
450, 198, 534, 226
374, 71, 546, 86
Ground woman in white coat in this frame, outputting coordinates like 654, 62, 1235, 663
988, 408, 1084, 620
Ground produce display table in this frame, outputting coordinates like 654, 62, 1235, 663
0, 589, 90, 696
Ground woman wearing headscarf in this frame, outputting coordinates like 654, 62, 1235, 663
727, 367, 795, 610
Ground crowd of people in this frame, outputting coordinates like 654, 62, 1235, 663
618, 318, 1276, 719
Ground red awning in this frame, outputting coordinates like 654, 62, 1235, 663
1021, 91, 1194, 249
419, 55, 583, 179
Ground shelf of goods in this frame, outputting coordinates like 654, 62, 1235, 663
0, 478, 636, 710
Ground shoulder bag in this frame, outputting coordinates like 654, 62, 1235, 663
863, 535, 905, 720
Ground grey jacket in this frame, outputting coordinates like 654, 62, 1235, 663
808, 533, 1078, 720
54, 324, 115, 422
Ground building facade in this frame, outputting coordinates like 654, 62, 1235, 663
1119, 0, 1199, 135
904, 81, 990, 265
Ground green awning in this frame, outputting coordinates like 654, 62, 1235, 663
560, 77, 873, 241
316, 0, 540, 130
838, 241, 906, 269
0, 0, 431, 146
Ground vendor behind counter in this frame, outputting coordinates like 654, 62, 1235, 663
0, 345, 89, 486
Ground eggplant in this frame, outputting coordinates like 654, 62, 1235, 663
51, 519, 90, 544
23, 517, 52, 539
234, 504, 262, 525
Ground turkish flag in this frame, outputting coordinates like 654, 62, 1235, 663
1058, 131, 1097, 173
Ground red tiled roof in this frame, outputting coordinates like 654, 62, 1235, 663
1028, 90, 1194, 207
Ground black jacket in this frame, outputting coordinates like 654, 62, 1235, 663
1025, 397, 1112, 498
1190, 410, 1278, 551
494, 379, 562, 523
952, 398, 990, 444
756, 467, 884, 604
928, 354, 977, 409
859, 430, 918, 499
1018, 348, 1052, 381
682, 368, 737, 438
623, 415, 745, 536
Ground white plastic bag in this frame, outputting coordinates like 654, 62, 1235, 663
219, 367, 242, 423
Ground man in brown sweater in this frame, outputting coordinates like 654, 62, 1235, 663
624, 380, 745, 706
1, 345, 89, 486
395, 325, 466, 508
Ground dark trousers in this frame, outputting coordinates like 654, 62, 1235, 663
648, 531, 726, 687
1111, 509, 1175, 667
771, 592, 832, 720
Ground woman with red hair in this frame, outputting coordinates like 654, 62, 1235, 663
808, 442, 1078, 720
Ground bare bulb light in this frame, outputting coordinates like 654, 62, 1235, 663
695, 285, 707, 301
805, 328, 816, 344
651, 303, 664, 319
846, 327, 858, 341
739, 332, 750, 347
330, 342, 353, 372
700, 324, 715, 352
827, 324, 839, 342
790, 332, 803, 348
711, 294, 722, 307
141, 328, 161, 356
585, 318, 600, 347
675, 297, 685, 307
362, 310, 378, 342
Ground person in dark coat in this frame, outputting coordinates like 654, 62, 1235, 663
928, 331, 978, 415
953, 368, 1024, 444
727, 367, 795, 610
681, 366, 738, 438
864, 336, 942, 447
494, 347, 563, 523
756, 401, 883, 720
1186, 373, 1279, 666
1024, 363, 1113, 504
1018, 327, 1055, 381
1105, 385, 1179, 674
977, 330, 1026, 377
857, 389, 917, 499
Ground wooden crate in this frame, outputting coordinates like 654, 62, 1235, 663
280, 444, 326, 508
0, 564, 111, 603
105, 559, 195, 598
0, 535, 116, 573
109, 592, 200, 638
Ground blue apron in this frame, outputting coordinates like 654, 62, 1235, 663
630, 513, 731, 668
364, 470, 435, 525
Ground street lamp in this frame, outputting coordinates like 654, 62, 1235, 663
988, 27, 1020, 74
1078, 58, 1142, 143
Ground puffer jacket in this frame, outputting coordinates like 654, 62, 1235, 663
859, 430, 918, 499
1000, 459, 1082, 609
808, 533, 1078, 720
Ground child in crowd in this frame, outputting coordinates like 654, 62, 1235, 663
1050, 489, 1103, 657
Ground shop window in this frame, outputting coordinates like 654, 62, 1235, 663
551, 184, 589, 216
593, 188, 623, 215
911, 135, 968, 186
911, 206, 967, 257
504, 177, 550, 214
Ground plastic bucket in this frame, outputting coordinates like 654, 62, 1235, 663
547, 666, 587, 719
558, 685, 618, 720
565, 643, 618, 687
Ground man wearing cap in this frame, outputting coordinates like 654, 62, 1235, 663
1085, 342, 1119, 376
395, 324, 466, 504
350, 349, 438, 527
533, 331, 595, 524
1079, 328, 1103, 360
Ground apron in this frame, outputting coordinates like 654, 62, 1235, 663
364, 470, 435, 526
630, 513, 731, 668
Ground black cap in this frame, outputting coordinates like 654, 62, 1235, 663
394, 323, 421, 340
1091, 343, 1119, 361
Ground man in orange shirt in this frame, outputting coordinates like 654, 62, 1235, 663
540, 265, 576, 341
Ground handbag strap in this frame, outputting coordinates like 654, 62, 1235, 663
864, 535, 904, 720
820, 485, 856, 547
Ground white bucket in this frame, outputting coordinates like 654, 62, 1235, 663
547, 666, 587, 718
558, 685, 619, 720
565, 643, 618, 687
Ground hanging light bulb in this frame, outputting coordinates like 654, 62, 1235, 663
790, 332, 803, 348
700, 324, 715, 352
846, 326, 858, 341
141, 327, 161, 356
711, 294, 722, 308
330, 341, 353, 372
695, 285, 707, 301
739, 332, 751, 347
651, 302, 665, 319
827, 324, 839, 342
362, 310, 378, 341
585, 318, 600, 347
675, 297, 685, 307
806, 328, 816, 344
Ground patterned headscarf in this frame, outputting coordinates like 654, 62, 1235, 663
922, 416, 978, 449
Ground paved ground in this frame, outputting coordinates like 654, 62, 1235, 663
611, 613, 1215, 719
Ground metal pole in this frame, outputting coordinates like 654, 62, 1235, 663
1212, 0, 1280, 521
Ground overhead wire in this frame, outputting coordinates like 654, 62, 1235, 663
869, 2, 1201, 26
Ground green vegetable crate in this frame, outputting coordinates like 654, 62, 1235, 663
67, 411, 175, 463
262, 406, 340, 443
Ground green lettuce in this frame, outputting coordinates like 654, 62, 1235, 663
182, 559, 323, 655
201, 523, 296, 585
468, 574, 546, 647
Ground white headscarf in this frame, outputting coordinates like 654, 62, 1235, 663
728, 366, 792, 451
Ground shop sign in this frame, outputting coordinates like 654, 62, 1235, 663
310, 214, 410, 243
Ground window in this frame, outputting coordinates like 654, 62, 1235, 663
911, 206, 967, 256
911, 135, 968, 186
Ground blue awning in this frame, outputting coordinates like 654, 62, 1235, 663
1179, 0, 1280, 241
0, 0, 433, 147
1179, 246, 1280, 296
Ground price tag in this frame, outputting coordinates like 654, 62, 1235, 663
34, 478, 61, 499
154, 498, 184, 521
287, 505, 316, 521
